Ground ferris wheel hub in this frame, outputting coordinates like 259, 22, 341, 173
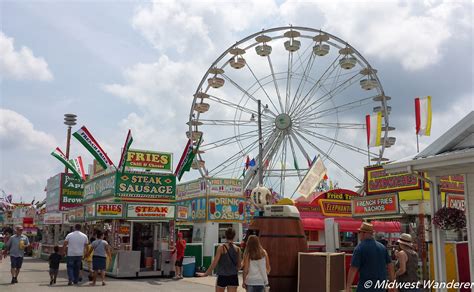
275, 113, 292, 130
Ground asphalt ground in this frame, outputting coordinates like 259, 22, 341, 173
0, 256, 245, 291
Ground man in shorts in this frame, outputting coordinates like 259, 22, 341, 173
5, 226, 30, 284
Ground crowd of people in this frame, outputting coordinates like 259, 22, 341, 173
0, 223, 421, 291
0, 224, 112, 286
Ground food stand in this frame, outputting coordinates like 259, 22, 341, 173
176, 178, 245, 268
81, 151, 177, 278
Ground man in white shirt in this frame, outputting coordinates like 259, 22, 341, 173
63, 224, 88, 285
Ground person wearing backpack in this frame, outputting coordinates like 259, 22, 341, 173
242, 235, 271, 292
197, 227, 241, 292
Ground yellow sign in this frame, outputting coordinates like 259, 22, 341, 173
365, 166, 421, 195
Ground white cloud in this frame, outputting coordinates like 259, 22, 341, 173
0, 32, 54, 81
132, 0, 279, 58
0, 108, 56, 151
280, 0, 470, 71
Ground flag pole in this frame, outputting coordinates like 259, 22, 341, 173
258, 100, 263, 186
416, 133, 419, 153
367, 145, 371, 166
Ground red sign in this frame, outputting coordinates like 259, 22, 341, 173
365, 166, 421, 195
319, 199, 352, 217
352, 193, 400, 218
118, 225, 130, 235
446, 194, 465, 212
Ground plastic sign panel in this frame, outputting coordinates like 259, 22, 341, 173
176, 197, 207, 221
176, 179, 206, 200
60, 174, 84, 211
125, 149, 173, 172
365, 166, 421, 195
44, 212, 63, 224
209, 179, 243, 197
85, 204, 95, 219
84, 173, 115, 201
177, 206, 188, 220
208, 197, 246, 221
115, 172, 176, 201
126, 203, 175, 219
96, 203, 124, 219
352, 193, 400, 218
446, 194, 465, 212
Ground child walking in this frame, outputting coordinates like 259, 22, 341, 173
48, 246, 62, 285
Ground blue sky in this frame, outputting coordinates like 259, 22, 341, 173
1, 0, 472, 202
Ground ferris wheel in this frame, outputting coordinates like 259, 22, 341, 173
187, 26, 393, 197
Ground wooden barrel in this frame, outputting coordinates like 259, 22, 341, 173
249, 216, 308, 292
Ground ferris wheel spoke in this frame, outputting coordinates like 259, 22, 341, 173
207, 94, 275, 120
297, 127, 378, 156
267, 55, 285, 113
279, 136, 287, 195
198, 119, 273, 127
207, 139, 260, 176
220, 74, 279, 117
296, 94, 375, 122
289, 131, 312, 165
296, 122, 366, 130
243, 62, 281, 114
200, 128, 262, 151
293, 71, 362, 118
298, 72, 364, 117
285, 51, 294, 113
288, 49, 316, 115
288, 135, 303, 181
289, 54, 341, 116
293, 131, 363, 184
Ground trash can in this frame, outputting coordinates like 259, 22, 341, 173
182, 256, 196, 277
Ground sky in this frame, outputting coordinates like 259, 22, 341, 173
0, 0, 472, 203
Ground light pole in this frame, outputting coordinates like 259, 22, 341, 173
64, 114, 77, 174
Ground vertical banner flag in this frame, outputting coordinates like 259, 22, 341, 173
366, 112, 382, 147
175, 139, 192, 180
175, 136, 203, 181
73, 126, 115, 169
117, 129, 133, 172
415, 96, 432, 136
70, 156, 86, 181
51, 147, 83, 180
294, 156, 327, 198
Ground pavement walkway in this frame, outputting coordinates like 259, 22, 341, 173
0, 256, 245, 291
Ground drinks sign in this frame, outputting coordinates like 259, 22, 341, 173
208, 197, 246, 221
96, 203, 124, 218
125, 149, 173, 172
365, 166, 421, 195
352, 193, 400, 218
126, 203, 175, 219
